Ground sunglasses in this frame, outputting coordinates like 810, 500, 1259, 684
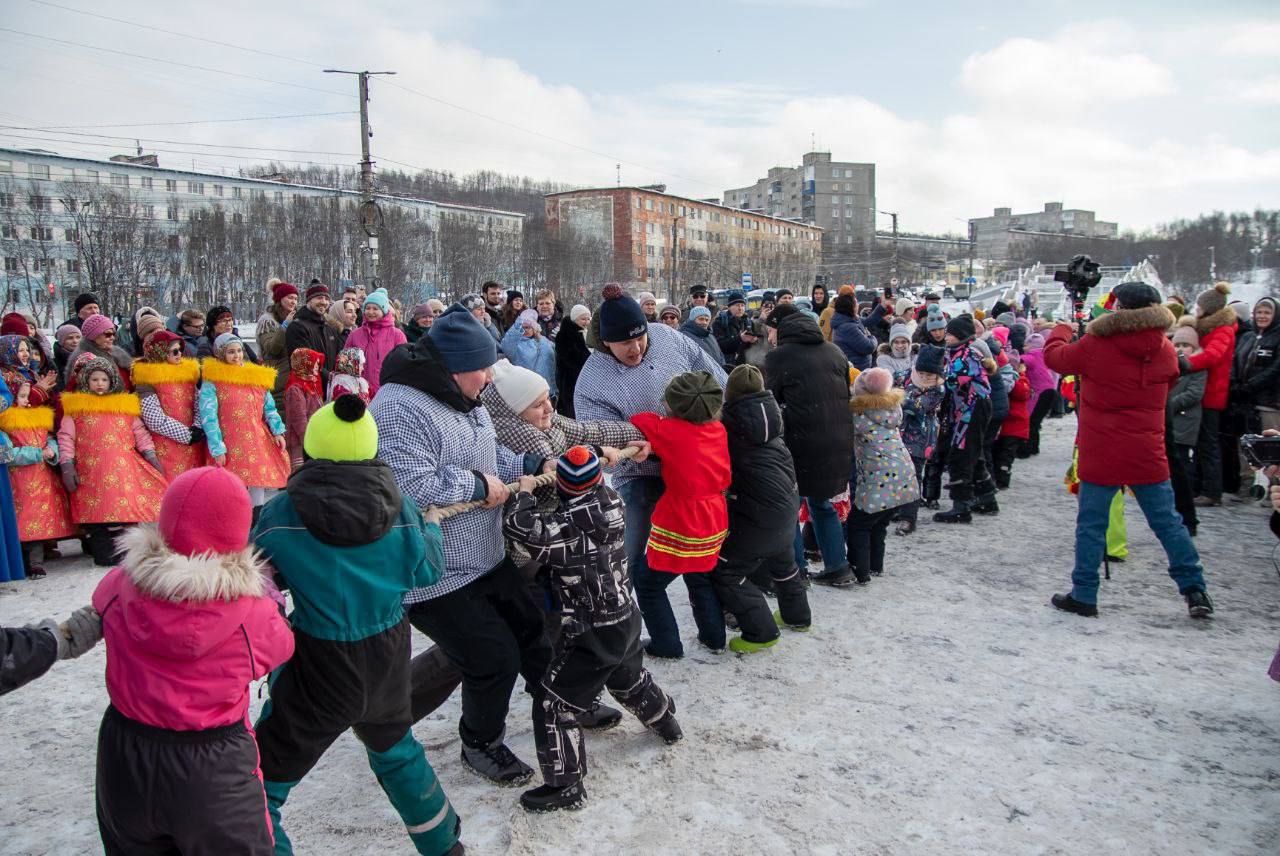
101, 331, 116, 338
168, 346, 183, 356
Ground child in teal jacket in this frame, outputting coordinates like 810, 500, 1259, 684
251, 395, 462, 856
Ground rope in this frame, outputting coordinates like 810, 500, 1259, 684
423, 445, 643, 522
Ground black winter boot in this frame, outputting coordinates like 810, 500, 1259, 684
1185, 589, 1214, 619
933, 501, 972, 524
1051, 593, 1098, 617
812, 565, 857, 587
971, 493, 1000, 515
520, 782, 586, 813
649, 710, 683, 745
460, 731, 534, 786
577, 700, 623, 731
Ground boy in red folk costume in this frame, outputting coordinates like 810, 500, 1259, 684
630, 370, 731, 653
58, 355, 168, 566
93, 466, 295, 854
133, 330, 207, 479
1, 377, 75, 577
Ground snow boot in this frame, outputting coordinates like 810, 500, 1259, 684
1185, 589, 1214, 619
724, 610, 739, 631
811, 564, 857, 587
933, 501, 972, 524
728, 636, 778, 655
774, 610, 810, 633
520, 782, 586, 813
1051, 593, 1098, 618
894, 519, 915, 536
641, 638, 683, 660
971, 493, 1000, 515
577, 701, 623, 731
853, 569, 871, 585
460, 731, 534, 786
27, 564, 46, 579
696, 637, 725, 655
648, 703, 683, 745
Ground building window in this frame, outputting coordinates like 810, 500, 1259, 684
634, 197, 641, 209
29, 164, 50, 180
166, 205, 178, 220
0, 225, 15, 239
165, 179, 177, 192
232, 187, 243, 199
845, 169, 854, 177
168, 235, 181, 250
64, 228, 76, 242
846, 235, 853, 244
111, 174, 129, 187
67, 258, 80, 273
140, 176, 153, 190
273, 191, 283, 203
169, 261, 181, 277
4, 257, 16, 272
645, 199, 653, 210
232, 212, 243, 224
187, 181, 204, 195
28, 195, 50, 211
250, 189, 265, 200
646, 245, 654, 257
0, 193, 13, 208
143, 205, 155, 219
645, 267, 654, 279
213, 184, 223, 196
831, 169, 839, 178
33, 258, 49, 272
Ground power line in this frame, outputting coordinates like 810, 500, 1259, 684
15, 111, 356, 130
25, 0, 316, 67
0, 131, 353, 168
0, 26, 346, 97
0, 125, 359, 157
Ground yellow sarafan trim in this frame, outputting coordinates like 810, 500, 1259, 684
0, 405, 54, 432
60, 392, 141, 417
648, 523, 728, 545
130, 359, 200, 386
200, 358, 277, 390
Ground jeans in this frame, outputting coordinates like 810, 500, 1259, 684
792, 496, 847, 572
617, 478, 724, 657
1071, 480, 1207, 605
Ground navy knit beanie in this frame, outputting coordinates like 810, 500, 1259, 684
428, 305, 497, 372
915, 343, 945, 375
598, 284, 648, 342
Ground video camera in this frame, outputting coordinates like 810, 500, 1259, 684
1053, 254, 1102, 305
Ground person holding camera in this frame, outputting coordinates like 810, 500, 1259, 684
1044, 282, 1214, 620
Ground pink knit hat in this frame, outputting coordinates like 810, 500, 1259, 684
990, 326, 1010, 346
158, 467, 252, 557
80, 313, 116, 341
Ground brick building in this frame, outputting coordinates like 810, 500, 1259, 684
545, 185, 821, 302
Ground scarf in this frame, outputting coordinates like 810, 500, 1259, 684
70, 353, 124, 394
334, 347, 365, 378
0, 334, 39, 386
286, 348, 325, 399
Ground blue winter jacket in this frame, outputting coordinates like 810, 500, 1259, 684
501, 325, 558, 399
830, 311, 876, 370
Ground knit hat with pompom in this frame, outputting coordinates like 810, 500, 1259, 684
303, 395, 378, 462
557, 445, 602, 498
1196, 281, 1230, 317
598, 283, 648, 342
853, 366, 894, 396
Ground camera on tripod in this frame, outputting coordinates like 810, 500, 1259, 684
1053, 254, 1102, 304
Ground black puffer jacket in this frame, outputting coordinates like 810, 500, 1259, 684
1233, 305, 1280, 410
285, 305, 341, 383
502, 483, 635, 637
763, 312, 854, 499
554, 321, 591, 418
720, 388, 799, 558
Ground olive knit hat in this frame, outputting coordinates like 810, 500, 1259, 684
303, 395, 379, 462
725, 364, 764, 404
664, 370, 723, 424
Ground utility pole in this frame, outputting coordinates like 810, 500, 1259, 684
670, 218, 682, 305
324, 68, 396, 290
1207, 245, 1216, 282
875, 209, 899, 286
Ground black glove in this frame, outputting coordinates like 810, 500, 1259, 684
188, 425, 205, 446
59, 461, 78, 493
1178, 354, 1192, 376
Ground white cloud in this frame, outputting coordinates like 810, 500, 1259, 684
1220, 21, 1280, 56
960, 25, 1176, 107
1232, 77, 1280, 103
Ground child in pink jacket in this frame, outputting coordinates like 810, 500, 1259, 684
92, 466, 295, 855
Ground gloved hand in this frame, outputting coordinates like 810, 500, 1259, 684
62, 606, 102, 659
188, 425, 205, 446
1178, 354, 1192, 375
143, 450, 164, 474
33, 618, 69, 660
59, 460, 78, 493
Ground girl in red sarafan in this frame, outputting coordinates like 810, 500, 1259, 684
630, 371, 731, 573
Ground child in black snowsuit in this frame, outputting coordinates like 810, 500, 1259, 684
712, 365, 810, 652
934, 316, 999, 523
504, 445, 681, 813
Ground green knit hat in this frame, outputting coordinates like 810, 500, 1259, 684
664, 370, 723, 424
725, 364, 764, 404
303, 395, 378, 461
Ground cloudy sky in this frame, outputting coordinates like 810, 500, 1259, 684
2, 0, 1277, 233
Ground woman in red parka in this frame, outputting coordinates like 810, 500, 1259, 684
1044, 282, 1213, 620
1184, 282, 1236, 506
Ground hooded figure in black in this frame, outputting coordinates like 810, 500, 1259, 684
712, 365, 810, 650
554, 308, 592, 418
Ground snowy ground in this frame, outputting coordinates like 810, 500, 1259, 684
2, 417, 1278, 856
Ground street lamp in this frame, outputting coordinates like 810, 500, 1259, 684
1207, 245, 1216, 282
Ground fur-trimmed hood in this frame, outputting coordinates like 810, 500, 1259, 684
849, 387, 905, 414
119, 524, 266, 603
1086, 304, 1175, 338
1195, 306, 1238, 338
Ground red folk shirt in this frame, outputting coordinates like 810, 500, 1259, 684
630, 412, 731, 573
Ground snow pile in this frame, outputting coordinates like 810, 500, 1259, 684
1, 418, 1278, 854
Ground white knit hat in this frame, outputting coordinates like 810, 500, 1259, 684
491, 359, 549, 414
569, 304, 591, 323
